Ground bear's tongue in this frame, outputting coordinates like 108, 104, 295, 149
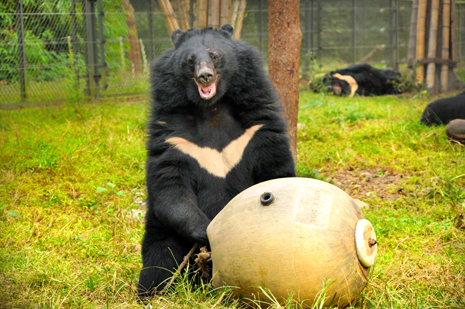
198, 83, 216, 100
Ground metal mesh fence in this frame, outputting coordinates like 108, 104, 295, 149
1, 0, 465, 106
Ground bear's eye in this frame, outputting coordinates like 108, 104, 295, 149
187, 56, 195, 65
210, 52, 219, 61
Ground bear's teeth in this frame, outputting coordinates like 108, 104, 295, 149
199, 83, 216, 99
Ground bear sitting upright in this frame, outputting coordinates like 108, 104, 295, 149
138, 24, 296, 298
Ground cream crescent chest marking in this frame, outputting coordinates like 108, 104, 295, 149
165, 124, 264, 178
333, 73, 359, 97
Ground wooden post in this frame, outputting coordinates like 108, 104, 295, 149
231, 0, 239, 27
171, 0, 190, 30
220, 0, 231, 27
451, 0, 457, 68
409, 0, 462, 92
232, 0, 247, 39
122, 0, 142, 74
415, 0, 427, 83
441, 0, 451, 92
209, 0, 220, 28
426, 0, 440, 90
268, 0, 302, 160
196, 0, 208, 28
158, 0, 181, 34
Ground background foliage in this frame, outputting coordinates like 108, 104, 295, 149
3, 0, 465, 106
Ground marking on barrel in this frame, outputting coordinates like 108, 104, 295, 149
296, 187, 333, 227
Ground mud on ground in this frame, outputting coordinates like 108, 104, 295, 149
328, 167, 406, 203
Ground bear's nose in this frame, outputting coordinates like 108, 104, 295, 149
197, 68, 214, 84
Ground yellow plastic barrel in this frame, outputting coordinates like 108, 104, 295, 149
207, 177, 377, 307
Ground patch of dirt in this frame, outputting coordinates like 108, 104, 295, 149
328, 167, 406, 202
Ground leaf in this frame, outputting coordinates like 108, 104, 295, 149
8, 210, 20, 217
96, 187, 107, 193
107, 182, 116, 188
116, 191, 125, 197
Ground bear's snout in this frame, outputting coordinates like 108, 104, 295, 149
197, 67, 214, 84
194, 62, 218, 100
332, 85, 342, 95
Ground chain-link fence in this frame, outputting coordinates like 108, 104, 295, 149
2, 0, 465, 107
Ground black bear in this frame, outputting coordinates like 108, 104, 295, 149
319, 63, 402, 97
420, 91, 465, 126
138, 24, 296, 298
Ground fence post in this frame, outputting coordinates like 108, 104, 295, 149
259, 0, 263, 53
149, 0, 155, 61
71, 0, 80, 84
304, 0, 312, 73
310, 0, 313, 53
97, 0, 107, 90
84, 0, 100, 100
16, 0, 27, 103
390, 0, 399, 69
317, 0, 321, 64
460, 3, 464, 61
352, 0, 356, 63
189, 0, 195, 27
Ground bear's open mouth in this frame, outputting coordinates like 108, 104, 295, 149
198, 82, 216, 100
195, 77, 219, 100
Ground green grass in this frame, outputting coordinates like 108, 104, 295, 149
0, 91, 464, 308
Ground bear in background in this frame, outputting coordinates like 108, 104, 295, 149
317, 63, 402, 97
138, 24, 296, 298
420, 91, 465, 126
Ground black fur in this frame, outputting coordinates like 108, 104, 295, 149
322, 63, 402, 96
138, 24, 296, 297
420, 91, 465, 126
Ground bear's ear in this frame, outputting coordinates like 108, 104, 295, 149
171, 29, 185, 48
219, 24, 234, 38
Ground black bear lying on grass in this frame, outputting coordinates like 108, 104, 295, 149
320, 63, 402, 97
137, 24, 296, 298
420, 91, 465, 126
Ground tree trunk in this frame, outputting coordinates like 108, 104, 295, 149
121, 0, 142, 74
268, 0, 302, 160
